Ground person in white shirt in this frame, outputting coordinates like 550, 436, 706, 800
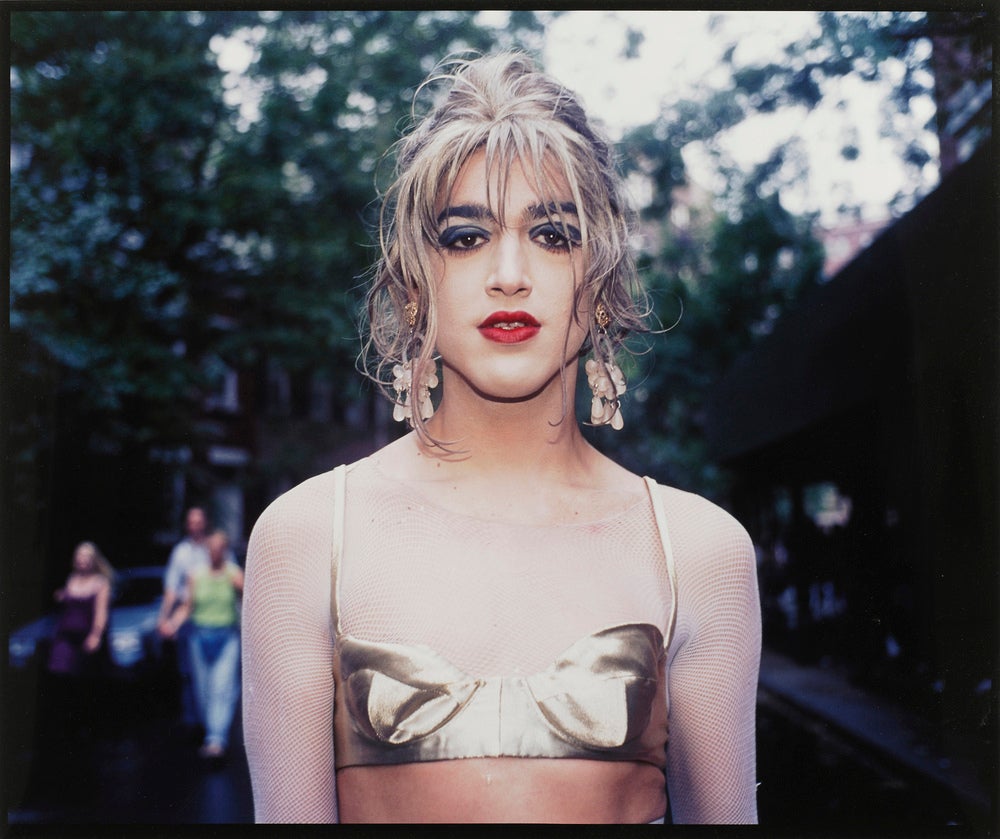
159, 506, 210, 728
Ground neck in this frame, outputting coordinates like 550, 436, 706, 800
420, 367, 592, 480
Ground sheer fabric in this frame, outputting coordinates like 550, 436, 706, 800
242, 456, 760, 823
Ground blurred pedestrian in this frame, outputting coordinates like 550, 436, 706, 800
158, 506, 210, 730
43, 541, 115, 745
163, 529, 244, 760
48, 541, 114, 677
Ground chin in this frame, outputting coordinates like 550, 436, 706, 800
467, 374, 567, 405
443, 358, 576, 405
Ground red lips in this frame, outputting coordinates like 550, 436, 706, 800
478, 310, 541, 344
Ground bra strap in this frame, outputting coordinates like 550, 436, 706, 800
330, 463, 347, 638
644, 477, 679, 651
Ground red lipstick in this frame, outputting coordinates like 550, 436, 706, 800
478, 310, 541, 344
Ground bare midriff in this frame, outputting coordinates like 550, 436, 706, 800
336, 757, 666, 823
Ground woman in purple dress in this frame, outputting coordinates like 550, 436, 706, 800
47, 541, 114, 677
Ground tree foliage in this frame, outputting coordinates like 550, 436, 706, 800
7, 10, 543, 603
210, 11, 542, 378
608, 11, 932, 495
10, 12, 542, 456
622, 11, 937, 224
11, 11, 244, 446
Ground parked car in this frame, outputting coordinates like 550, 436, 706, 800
8, 565, 165, 675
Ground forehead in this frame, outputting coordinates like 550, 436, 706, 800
442, 148, 575, 212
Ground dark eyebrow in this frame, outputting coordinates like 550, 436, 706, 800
436, 201, 580, 225
526, 201, 580, 221
436, 204, 494, 225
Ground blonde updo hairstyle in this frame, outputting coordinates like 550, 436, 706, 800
364, 51, 646, 442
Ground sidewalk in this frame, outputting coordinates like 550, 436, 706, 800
758, 646, 991, 817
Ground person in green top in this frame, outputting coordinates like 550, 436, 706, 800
163, 529, 244, 759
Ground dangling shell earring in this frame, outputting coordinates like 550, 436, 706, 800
585, 302, 626, 430
392, 300, 438, 424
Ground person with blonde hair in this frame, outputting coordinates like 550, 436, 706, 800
42, 540, 116, 747
48, 541, 115, 676
243, 51, 760, 824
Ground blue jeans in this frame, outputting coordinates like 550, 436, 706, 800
188, 625, 240, 749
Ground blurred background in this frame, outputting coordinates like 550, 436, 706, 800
3, 8, 996, 832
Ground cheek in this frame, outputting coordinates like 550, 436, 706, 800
428, 245, 445, 281
567, 257, 589, 319
568, 310, 590, 357
568, 265, 592, 351
430, 252, 466, 311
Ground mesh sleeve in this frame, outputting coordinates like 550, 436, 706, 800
662, 489, 761, 824
241, 473, 339, 823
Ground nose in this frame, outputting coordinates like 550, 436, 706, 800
488, 230, 531, 297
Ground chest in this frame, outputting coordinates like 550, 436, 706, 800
65, 577, 101, 599
337, 489, 672, 677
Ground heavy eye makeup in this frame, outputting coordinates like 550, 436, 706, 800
530, 220, 581, 252
437, 225, 489, 252
435, 201, 581, 255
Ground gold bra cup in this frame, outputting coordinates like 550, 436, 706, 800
526, 624, 662, 750
342, 640, 483, 745
335, 623, 667, 769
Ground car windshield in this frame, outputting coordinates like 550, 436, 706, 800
114, 576, 162, 607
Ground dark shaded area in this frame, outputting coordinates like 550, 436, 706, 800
706, 142, 998, 826
757, 690, 984, 835
5, 656, 253, 827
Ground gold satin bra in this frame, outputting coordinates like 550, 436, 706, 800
329, 466, 678, 773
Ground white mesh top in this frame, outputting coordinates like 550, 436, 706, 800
242, 454, 761, 823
